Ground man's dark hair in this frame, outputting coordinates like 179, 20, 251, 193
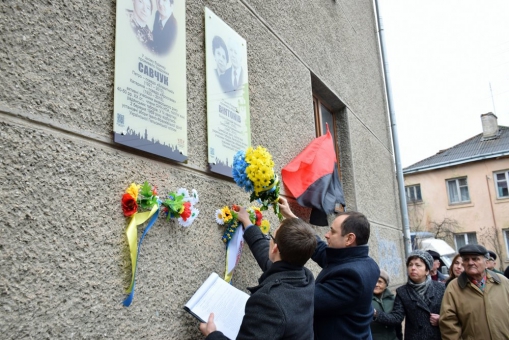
275, 218, 316, 266
338, 211, 370, 245
212, 36, 229, 63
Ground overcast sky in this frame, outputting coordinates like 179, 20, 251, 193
378, 1, 509, 168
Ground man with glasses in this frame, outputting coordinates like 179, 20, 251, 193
200, 205, 317, 339
439, 244, 509, 339
278, 197, 380, 340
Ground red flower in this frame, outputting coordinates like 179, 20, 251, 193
254, 210, 262, 226
122, 193, 138, 217
152, 186, 158, 196
232, 204, 241, 212
180, 201, 192, 221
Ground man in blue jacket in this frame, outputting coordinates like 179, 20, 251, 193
200, 207, 317, 339
279, 198, 380, 340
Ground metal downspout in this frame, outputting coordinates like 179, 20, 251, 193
374, 0, 412, 257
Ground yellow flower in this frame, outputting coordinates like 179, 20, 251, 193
222, 206, 233, 223
260, 220, 270, 234
125, 183, 140, 200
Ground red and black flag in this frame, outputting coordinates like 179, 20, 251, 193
281, 125, 345, 226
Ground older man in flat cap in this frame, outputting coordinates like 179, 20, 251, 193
426, 250, 446, 282
486, 250, 504, 275
439, 244, 509, 340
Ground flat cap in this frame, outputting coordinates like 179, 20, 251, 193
458, 244, 489, 257
426, 250, 441, 260
487, 250, 497, 261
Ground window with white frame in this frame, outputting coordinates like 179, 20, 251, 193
494, 170, 509, 199
454, 232, 477, 250
405, 185, 422, 203
447, 177, 470, 204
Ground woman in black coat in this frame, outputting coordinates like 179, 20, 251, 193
374, 250, 445, 340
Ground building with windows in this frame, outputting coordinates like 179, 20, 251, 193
403, 113, 509, 271
0, 1, 405, 338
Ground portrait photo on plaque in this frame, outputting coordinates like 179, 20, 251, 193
113, 0, 187, 162
205, 7, 251, 176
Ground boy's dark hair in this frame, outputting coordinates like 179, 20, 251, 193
212, 35, 229, 63
338, 211, 370, 245
275, 218, 316, 266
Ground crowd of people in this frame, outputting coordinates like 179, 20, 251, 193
198, 198, 509, 339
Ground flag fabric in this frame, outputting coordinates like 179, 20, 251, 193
281, 125, 345, 226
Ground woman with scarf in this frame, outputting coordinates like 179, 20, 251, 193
374, 250, 445, 340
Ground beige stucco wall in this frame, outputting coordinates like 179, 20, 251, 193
405, 157, 509, 269
0, 1, 405, 338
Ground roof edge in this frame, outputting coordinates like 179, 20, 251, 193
403, 125, 509, 171
403, 151, 509, 175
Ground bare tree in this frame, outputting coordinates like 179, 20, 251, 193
407, 203, 428, 249
479, 225, 504, 271
429, 218, 460, 245
407, 202, 426, 232
407, 202, 460, 248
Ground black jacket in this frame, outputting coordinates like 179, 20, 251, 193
312, 240, 380, 340
376, 280, 445, 340
207, 226, 315, 340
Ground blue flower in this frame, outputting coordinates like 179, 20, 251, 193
233, 150, 254, 191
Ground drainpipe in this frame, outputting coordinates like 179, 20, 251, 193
374, 0, 412, 257
485, 175, 502, 270
485, 175, 498, 230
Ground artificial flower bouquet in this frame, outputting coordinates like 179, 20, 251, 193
121, 181, 199, 306
215, 204, 271, 243
122, 182, 199, 227
232, 146, 282, 220
215, 204, 270, 282
161, 188, 200, 227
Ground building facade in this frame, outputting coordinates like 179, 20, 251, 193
404, 113, 509, 272
0, 1, 405, 338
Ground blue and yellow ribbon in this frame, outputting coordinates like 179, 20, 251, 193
123, 204, 159, 307
224, 225, 244, 283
